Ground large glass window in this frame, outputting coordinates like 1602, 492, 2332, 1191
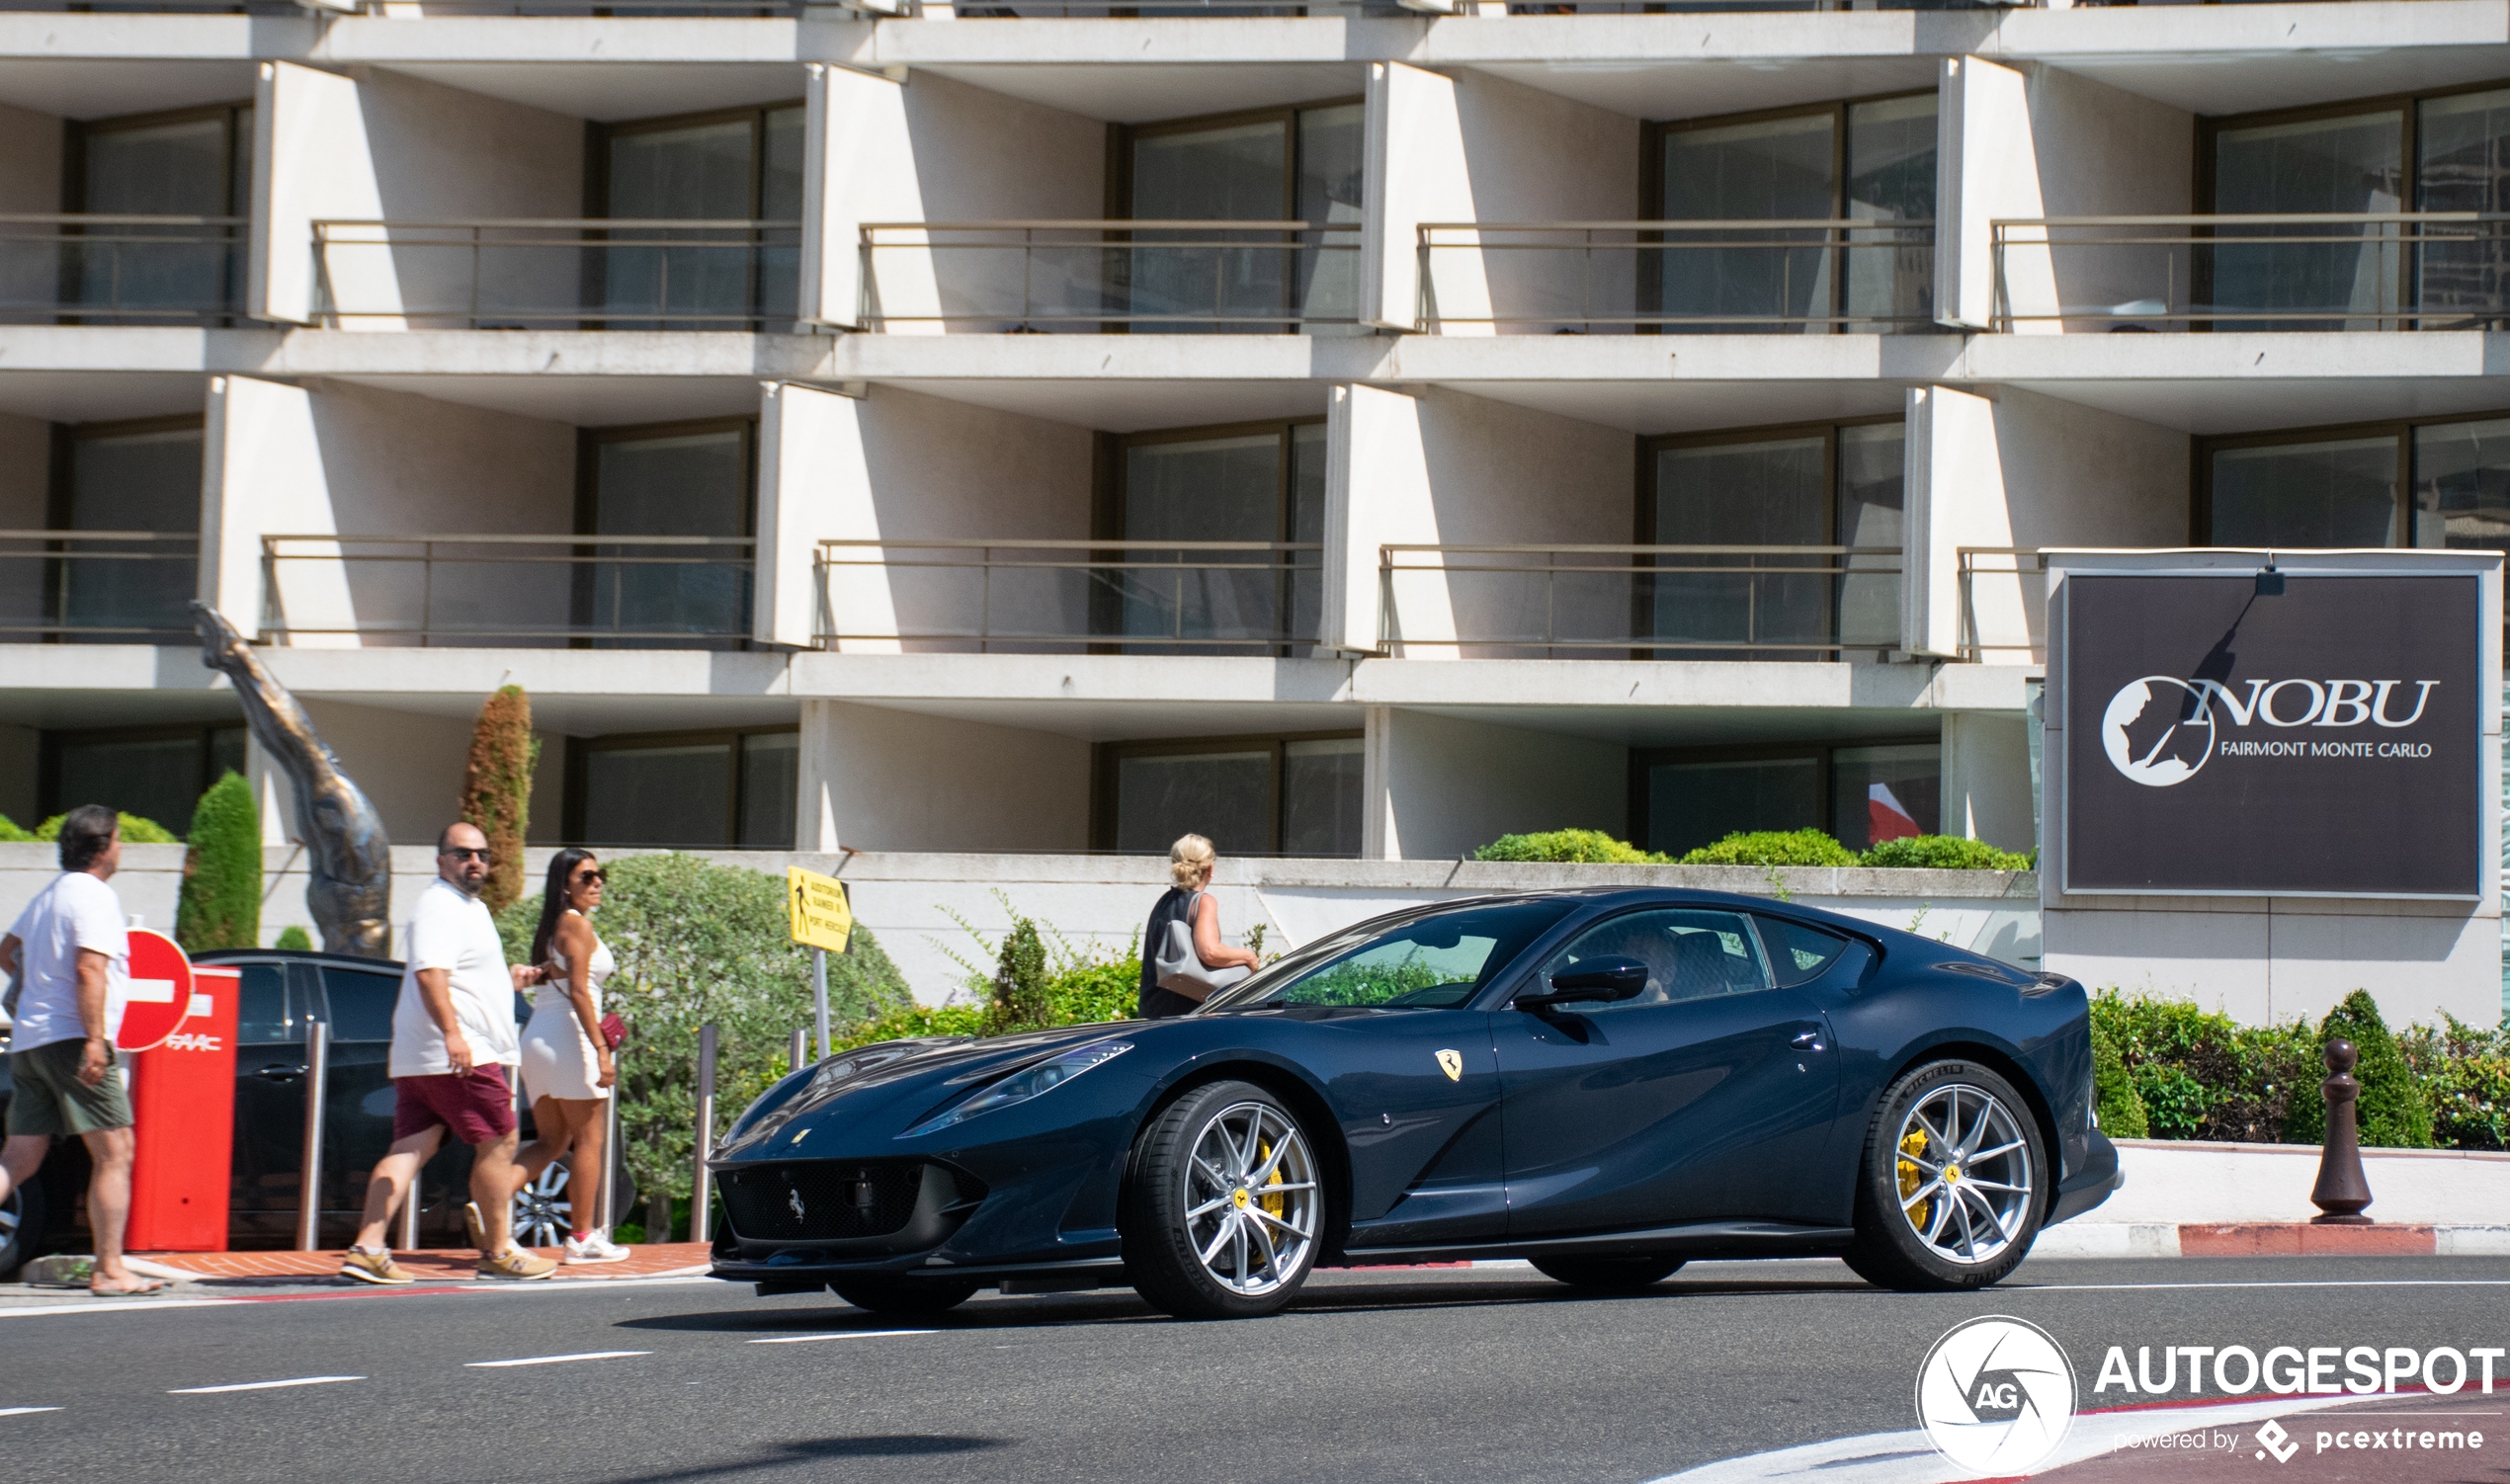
594, 104, 803, 331
1636, 739, 1939, 857
569, 727, 797, 849
2206, 83, 2510, 328
40, 723, 243, 834
1645, 419, 1903, 658
1110, 420, 1325, 653
1122, 102, 1364, 331
2201, 413, 2510, 552
1205, 898, 1577, 1013
578, 419, 753, 647
65, 103, 251, 323
1653, 92, 1935, 333
50, 417, 204, 643
1098, 733, 1364, 857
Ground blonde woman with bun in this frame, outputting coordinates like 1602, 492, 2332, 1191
1137, 834, 1261, 1019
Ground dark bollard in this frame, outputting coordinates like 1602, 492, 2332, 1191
2309, 1038, 2375, 1225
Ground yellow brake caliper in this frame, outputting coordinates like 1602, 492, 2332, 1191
1897, 1128, 1932, 1232
1257, 1140, 1288, 1222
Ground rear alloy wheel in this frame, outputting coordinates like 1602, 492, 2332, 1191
0, 1180, 45, 1278
829, 1278, 981, 1316
1531, 1256, 1686, 1292
511, 1162, 573, 1251
1844, 1060, 2045, 1292
1123, 1080, 1322, 1320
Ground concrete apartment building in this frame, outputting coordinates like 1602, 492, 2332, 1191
0, 0, 2503, 1014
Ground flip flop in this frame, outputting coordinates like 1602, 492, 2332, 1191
88, 1280, 168, 1297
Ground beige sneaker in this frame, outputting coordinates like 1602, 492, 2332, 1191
340, 1247, 415, 1285
475, 1247, 558, 1281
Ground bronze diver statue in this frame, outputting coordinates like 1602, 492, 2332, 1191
190, 601, 393, 958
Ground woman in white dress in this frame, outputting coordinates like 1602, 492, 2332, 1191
517, 848, 628, 1264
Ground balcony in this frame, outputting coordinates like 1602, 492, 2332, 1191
1379, 544, 1901, 659
257, 534, 755, 647
0, 531, 201, 642
1957, 548, 2046, 666
1991, 214, 2510, 332
312, 219, 800, 332
0, 214, 244, 325
1417, 221, 1936, 334
815, 538, 1323, 654
858, 222, 1360, 333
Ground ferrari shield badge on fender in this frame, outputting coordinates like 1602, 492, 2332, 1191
1435, 1049, 1463, 1081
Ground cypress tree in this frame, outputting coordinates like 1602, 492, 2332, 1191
2287, 990, 2434, 1149
460, 685, 540, 915
176, 772, 261, 952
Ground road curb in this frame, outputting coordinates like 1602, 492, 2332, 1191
2033, 1222, 2510, 1259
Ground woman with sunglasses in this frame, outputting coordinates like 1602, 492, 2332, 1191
516, 848, 628, 1263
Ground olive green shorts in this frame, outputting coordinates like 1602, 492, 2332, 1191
6, 1037, 131, 1138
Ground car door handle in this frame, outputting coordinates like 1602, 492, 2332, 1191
1790, 1031, 1826, 1051
257, 1065, 308, 1080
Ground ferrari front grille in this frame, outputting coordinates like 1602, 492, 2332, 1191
718, 1160, 927, 1242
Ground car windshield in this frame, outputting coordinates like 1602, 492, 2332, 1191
1202, 899, 1578, 1012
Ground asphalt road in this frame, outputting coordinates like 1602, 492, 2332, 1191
5, 1256, 2509, 1484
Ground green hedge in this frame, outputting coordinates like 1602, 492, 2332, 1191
1679, 830, 1860, 867
1859, 835, 2034, 870
2091, 989, 2507, 1150
175, 773, 260, 953
0, 811, 179, 845
1475, 829, 1668, 865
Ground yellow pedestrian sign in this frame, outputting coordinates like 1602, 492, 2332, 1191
788, 866, 854, 954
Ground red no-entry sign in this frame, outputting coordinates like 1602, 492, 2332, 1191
115, 929, 196, 1054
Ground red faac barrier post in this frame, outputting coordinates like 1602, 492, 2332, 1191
120, 931, 239, 1253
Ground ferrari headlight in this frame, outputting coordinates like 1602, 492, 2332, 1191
900, 1040, 1132, 1138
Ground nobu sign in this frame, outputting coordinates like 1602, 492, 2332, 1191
2060, 572, 2482, 897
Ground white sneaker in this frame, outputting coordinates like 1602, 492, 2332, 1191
563, 1230, 630, 1265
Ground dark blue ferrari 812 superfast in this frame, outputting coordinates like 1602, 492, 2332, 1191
708, 888, 2120, 1319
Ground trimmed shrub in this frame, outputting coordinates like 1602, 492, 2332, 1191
1475, 829, 1669, 865
0, 814, 31, 843
2089, 991, 2316, 1145
495, 853, 913, 1211
2287, 990, 2433, 1149
460, 685, 539, 914
1859, 835, 2033, 871
175, 772, 260, 953
2089, 1014, 2149, 1139
274, 926, 313, 950
35, 812, 178, 845
1677, 829, 1857, 867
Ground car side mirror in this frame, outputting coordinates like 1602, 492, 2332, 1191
1516, 955, 1649, 1010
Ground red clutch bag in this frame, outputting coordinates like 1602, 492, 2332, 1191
599, 1013, 628, 1050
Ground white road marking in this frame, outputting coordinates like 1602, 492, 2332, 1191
465, 1351, 650, 1368
0, 1299, 247, 1320
747, 1330, 938, 1345
170, 1376, 364, 1395
2013, 1278, 2510, 1293
0, 1407, 62, 1417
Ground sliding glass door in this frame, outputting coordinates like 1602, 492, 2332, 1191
64, 103, 251, 323
1121, 102, 1364, 331
594, 105, 803, 330
577, 420, 753, 646
1108, 420, 1326, 652
53, 417, 204, 642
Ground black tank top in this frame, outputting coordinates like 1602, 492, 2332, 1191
1137, 887, 1202, 1020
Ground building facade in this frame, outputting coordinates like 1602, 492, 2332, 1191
1, 0, 2504, 1016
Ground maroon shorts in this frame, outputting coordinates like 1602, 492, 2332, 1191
392, 1065, 518, 1146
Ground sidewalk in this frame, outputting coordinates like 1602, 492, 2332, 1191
128, 1243, 713, 1284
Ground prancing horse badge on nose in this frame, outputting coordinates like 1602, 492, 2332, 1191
1435, 1049, 1463, 1081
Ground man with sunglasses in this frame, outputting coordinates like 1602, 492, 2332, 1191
340, 822, 555, 1282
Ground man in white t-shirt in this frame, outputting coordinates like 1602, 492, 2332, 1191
0, 805, 162, 1296
338, 821, 556, 1283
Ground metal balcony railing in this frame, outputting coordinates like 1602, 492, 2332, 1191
312, 218, 801, 330
859, 221, 1361, 332
0, 530, 201, 641
1991, 214, 2510, 332
1957, 547, 2047, 665
0, 215, 244, 324
815, 537, 1323, 652
1417, 220, 1935, 333
259, 534, 755, 646
1380, 543, 1902, 658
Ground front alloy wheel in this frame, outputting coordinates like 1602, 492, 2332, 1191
1845, 1060, 2046, 1292
1124, 1081, 1323, 1319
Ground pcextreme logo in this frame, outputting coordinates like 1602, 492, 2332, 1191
1915, 1316, 2077, 1476
2101, 677, 2443, 787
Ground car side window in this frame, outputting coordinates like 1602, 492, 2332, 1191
233, 963, 296, 1045
1539, 909, 1774, 1008
1753, 916, 1856, 989
321, 967, 401, 1043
